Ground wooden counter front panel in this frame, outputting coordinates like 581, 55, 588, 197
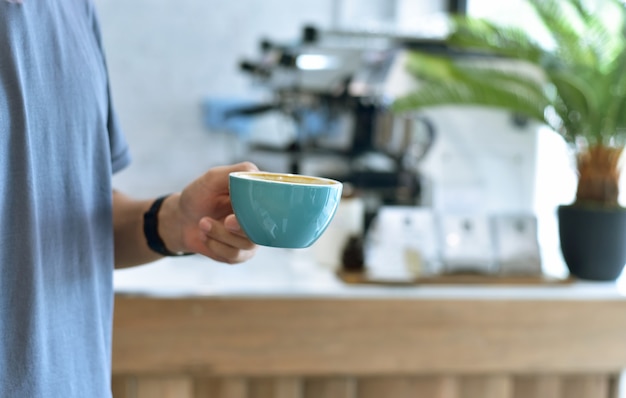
111, 296, 626, 397
112, 297, 626, 376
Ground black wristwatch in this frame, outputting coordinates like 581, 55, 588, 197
143, 195, 193, 256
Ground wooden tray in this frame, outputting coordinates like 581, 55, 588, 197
337, 270, 574, 286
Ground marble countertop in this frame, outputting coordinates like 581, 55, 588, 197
113, 246, 626, 300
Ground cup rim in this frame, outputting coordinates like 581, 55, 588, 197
230, 171, 341, 187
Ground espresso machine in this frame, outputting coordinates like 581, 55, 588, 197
231, 25, 448, 213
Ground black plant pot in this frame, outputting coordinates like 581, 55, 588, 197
558, 204, 626, 281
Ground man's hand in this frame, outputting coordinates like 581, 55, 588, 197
158, 161, 259, 264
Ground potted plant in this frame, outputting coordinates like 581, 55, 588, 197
393, 0, 626, 281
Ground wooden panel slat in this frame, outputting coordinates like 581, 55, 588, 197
436, 376, 461, 398
249, 379, 274, 398
249, 378, 302, 398
135, 376, 193, 398
194, 377, 248, 398
513, 375, 561, 398
273, 378, 304, 398
610, 374, 621, 398
358, 376, 459, 398
459, 375, 513, 398
112, 375, 135, 398
562, 375, 610, 398
358, 376, 415, 398
305, 377, 356, 398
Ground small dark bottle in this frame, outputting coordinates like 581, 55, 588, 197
341, 235, 365, 273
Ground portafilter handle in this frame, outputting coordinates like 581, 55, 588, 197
223, 103, 279, 118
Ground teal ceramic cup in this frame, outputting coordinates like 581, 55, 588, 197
229, 171, 343, 248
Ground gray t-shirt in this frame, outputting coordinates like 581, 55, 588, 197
0, 1, 131, 396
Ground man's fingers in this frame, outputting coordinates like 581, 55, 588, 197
195, 217, 257, 263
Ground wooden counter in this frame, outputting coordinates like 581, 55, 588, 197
111, 254, 626, 398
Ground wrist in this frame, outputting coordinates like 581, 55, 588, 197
143, 193, 192, 256
158, 193, 187, 254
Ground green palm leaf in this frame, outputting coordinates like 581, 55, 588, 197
394, 0, 626, 147
447, 17, 545, 64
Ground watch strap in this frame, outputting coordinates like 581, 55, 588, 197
143, 195, 193, 257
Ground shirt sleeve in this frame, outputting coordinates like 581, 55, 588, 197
90, 2, 132, 174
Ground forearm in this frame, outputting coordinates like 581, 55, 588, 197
112, 190, 185, 268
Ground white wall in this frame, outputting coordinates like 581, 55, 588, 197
95, 0, 334, 197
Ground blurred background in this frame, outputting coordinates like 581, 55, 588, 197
95, 0, 586, 280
